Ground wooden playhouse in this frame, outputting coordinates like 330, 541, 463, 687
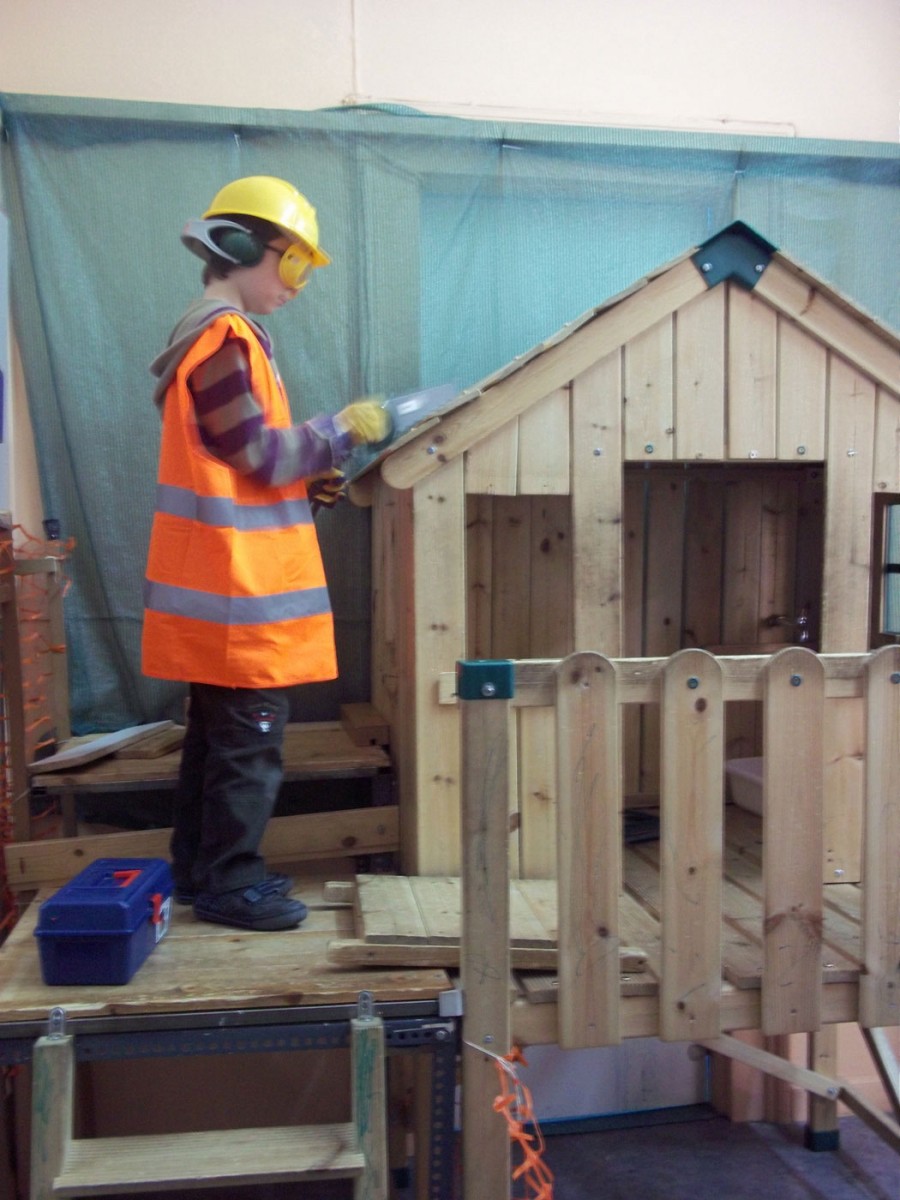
349, 220, 900, 1191
355, 220, 899, 879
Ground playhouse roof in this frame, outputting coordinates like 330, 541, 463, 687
372, 221, 899, 491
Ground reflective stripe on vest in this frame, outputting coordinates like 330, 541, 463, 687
155, 483, 313, 530
143, 579, 331, 625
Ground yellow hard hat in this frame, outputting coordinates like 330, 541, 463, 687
203, 175, 330, 267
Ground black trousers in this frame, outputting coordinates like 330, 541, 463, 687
170, 683, 290, 895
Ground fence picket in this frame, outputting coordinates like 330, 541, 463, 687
659, 650, 724, 1040
555, 652, 621, 1047
762, 647, 825, 1034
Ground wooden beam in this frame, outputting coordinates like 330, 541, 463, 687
3, 807, 400, 892
754, 259, 900, 394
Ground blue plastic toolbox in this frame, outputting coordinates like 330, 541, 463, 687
34, 858, 173, 986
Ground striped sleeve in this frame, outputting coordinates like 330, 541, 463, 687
187, 335, 354, 484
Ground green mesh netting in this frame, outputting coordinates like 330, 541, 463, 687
1, 94, 897, 731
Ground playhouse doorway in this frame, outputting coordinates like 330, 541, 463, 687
622, 461, 826, 789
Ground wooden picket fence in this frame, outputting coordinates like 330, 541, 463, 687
457, 646, 900, 1198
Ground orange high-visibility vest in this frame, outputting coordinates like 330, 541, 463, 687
142, 312, 337, 688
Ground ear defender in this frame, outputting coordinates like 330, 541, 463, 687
181, 218, 266, 266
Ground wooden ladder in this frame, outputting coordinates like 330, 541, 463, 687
29, 1002, 388, 1199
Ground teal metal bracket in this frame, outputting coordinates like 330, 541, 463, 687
456, 659, 515, 701
691, 220, 777, 290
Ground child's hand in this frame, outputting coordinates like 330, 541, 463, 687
336, 398, 391, 445
308, 469, 347, 515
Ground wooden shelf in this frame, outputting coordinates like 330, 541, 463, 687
55, 1123, 363, 1195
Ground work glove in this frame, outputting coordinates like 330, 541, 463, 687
308, 469, 348, 515
335, 397, 392, 446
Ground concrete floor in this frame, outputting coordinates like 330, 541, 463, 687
536, 1112, 899, 1200
67, 1112, 899, 1200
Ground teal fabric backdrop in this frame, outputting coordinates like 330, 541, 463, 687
1, 94, 897, 731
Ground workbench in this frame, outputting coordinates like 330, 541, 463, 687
0, 873, 457, 1198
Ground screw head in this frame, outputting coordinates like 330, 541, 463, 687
481, 682, 497, 698
790, 674, 803, 687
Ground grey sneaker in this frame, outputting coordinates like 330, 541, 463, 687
194, 880, 308, 931
176, 871, 292, 906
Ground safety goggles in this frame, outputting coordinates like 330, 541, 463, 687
267, 242, 316, 291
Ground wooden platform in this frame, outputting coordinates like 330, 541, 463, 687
0, 874, 449, 1024
0, 807, 867, 1034
318, 805, 864, 1013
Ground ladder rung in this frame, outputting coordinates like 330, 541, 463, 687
54, 1122, 363, 1195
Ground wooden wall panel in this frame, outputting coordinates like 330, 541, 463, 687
624, 316, 674, 461
411, 458, 467, 874
518, 705, 557, 878
490, 496, 533, 659
640, 472, 685, 793
821, 356, 877, 651
571, 353, 624, 653
517, 387, 571, 494
465, 494, 493, 658
528, 496, 573, 657
758, 473, 800, 643
721, 475, 765, 645
728, 286, 777, 460
777, 319, 827, 461
674, 287, 726, 460
465, 422, 518, 495
622, 470, 646, 794
372, 483, 417, 865
873, 387, 900, 492
682, 477, 726, 650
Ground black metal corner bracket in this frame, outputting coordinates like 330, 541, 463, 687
691, 220, 777, 290
456, 659, 515, 701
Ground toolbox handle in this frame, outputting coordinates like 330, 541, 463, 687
113, 869, 142, 888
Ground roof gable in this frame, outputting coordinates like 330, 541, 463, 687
378, 222, 900, 490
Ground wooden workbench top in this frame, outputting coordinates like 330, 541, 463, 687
0, 875, 450, 1025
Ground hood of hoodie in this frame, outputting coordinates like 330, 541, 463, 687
149, 298, 270, 409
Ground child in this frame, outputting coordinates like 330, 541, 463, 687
142, 176, 389, 931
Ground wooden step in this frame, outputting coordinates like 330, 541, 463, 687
54, 1122, 363, 1195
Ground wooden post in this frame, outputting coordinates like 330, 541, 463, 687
351, 993, 388, 1200
29, 1029, 74, 1200
555, 651, 621, 1048
0, 514, 30, 839
762, 647, 825, 1035
860, 645, 900, 1030
459, 660, 513, 1200
806, 1027, 840, 1150
659, 649, 724, 1041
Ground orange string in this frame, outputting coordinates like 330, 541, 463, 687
493, 1045, 554, 1199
